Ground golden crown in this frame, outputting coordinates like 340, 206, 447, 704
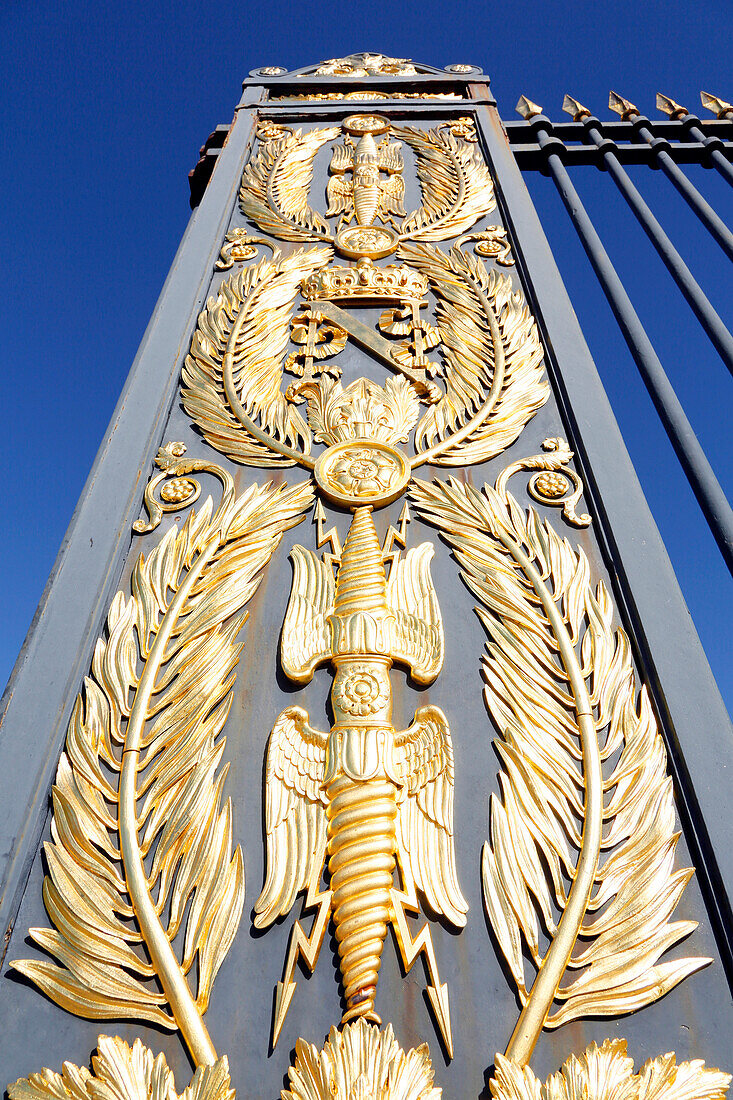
302, 258, 428, 303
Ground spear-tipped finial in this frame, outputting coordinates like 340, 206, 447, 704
562, 94, 592, 121
516, 94, 543, 119
701, 90, 733, 117
609, 90, 639, 119
656, 92, 688, 118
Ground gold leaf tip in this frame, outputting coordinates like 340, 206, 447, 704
516, 95, 543, 120
562, 95, 591, 121
701, 90, 733, 117
609, 90, 639, 119
656, 92, 688, 118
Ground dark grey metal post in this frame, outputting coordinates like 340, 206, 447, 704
580, 117, 733, 377
634, 118, 733, 261
529, 119, 733, 572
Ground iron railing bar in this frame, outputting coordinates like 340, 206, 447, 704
580, 118, 733, 378
633, 119, 733, 261
531, 123, 733, 571
681, 113, 733, 187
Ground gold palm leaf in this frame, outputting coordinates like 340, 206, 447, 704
410, 473, 710, 1066
399, 242, 548, 466
239, 124, 339, 242
12, 479, 313, 1065
182, 248, 333, 467
394, 121, 496, 241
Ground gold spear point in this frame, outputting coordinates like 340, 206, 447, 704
657, 92, 688, 118
516, 94, 543, 119
562, 94, 592, 121
609, 90, 639, 119
701, 90, 733, 117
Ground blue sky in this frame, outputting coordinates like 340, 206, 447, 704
1, 0, 731, 713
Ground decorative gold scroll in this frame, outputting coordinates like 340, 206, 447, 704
410, 441, 711, 1067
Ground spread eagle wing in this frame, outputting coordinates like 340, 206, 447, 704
329, 142, 354, 174
386, 542, 444, 684
280, 545, 335, 682
380, 174, 406, 219
394, 705, 468, 928
239, 124, 339, 242
397, 241, 549, 466
254, 706, 329, 928
325, 174, 354, 220
394, 122, 495, 241
379, 140, 404, 175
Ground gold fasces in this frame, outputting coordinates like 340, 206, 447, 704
283, 1019, 442, 1100
255, 507, 465, 1054
182, 247, 336, 469
490, 1038, 730, 1100
562, 94, 591, 121
410, 447, 710, 1066
701, 90, 733, 117
515, 95, 543, 119
398, 242, 549, 468
656, 92, 689, 118
8, 1034, 234, 1100
609, 90, 639, 118
11, 472, 313, 1066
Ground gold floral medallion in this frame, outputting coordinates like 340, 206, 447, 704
315, 440, 410, 507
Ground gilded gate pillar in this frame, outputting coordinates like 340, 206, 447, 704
0, 54, 731, 1099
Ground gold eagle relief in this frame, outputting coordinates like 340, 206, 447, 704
255, 504, 466, 1054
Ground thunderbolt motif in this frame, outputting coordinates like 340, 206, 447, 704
254, 506, 468, 1056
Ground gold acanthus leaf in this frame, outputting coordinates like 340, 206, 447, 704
283, 1018, 442, 1100
182, 248, 333, 468
394, 122, 496, 241
491, 1038, 730, 1100
410, 473, 710, 1063
239, 123, 339, 242
12, 479, 313, 1064
399, 243, 549, 466
303, 374, 421, 447
8, 1034, 235, 1100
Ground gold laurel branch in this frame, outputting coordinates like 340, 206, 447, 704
491, 1038, 730, 1100
182, 247, 334, 468
239, 122, 339, 241
394, 119, 496, 242
410, 466, 709, 1067
12, 477, 313, 1066
8, 1034, 235, 1100
399, 242, 548, 467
